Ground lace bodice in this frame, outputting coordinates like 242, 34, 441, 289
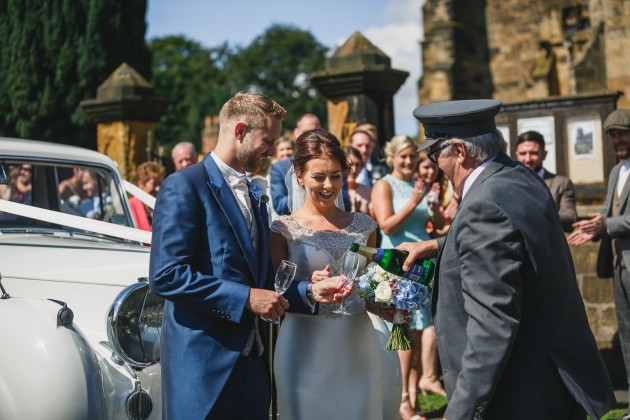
271, 213, 377, 317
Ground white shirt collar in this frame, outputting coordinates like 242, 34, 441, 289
536, 167, 545, 179
622, 159, 630, 169
210, 151, 250, 180
462, 155, 497, 199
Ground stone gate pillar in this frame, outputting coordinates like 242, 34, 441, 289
310, 32, 408, 150
80, 63, 168, 182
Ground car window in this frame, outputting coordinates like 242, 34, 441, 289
0, 161, 132, 229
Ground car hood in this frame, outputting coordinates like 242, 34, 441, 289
0, 232, 151, 341
0, 232, 150, 286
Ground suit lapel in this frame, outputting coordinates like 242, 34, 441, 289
619, 167, 630, 213
604, 164, 621, 216
462, 153, 510, 202
433, 154, 510, 313
203, 157, 259, 281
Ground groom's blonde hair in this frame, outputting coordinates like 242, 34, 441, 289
219, 92, 286, 130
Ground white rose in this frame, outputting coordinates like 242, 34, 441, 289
374, 281, 393, 305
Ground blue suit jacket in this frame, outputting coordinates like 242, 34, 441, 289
149, 156, 312, 419
270, 158, 291, 216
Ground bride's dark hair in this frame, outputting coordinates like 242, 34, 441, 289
292, 128, 351, 175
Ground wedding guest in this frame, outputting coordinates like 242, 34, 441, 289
274, 136, 294, 161
171, 141, 198, 171
401, 99, 614, 419
59, 168, 85, 202
568, 109, 630, 420
371, 134, 445, 420
406, 150, 447, 412
293, 113, 320, 139
343, 146, 371, 214
78, 169, 109, 219
269, 137, 293, 221
12, 164, 32, 204
416, 152, 457, 238
270, 114, 320, 216
271, 128, 401, 420
351, 125, 388, 186
129, 162, 165, 231
149, 93, 347, 420
515, 130, 577, 232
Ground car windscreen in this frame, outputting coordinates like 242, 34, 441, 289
0, 161, 133, 232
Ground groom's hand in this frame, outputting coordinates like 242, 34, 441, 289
311, 277, 352, 304
246, 288, 289, 319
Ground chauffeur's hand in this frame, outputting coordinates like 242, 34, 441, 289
396, 240, 439, 271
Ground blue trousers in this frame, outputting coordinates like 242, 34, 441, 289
207, 353, 270, 420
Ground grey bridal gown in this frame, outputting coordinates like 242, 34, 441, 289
271, 213, 401, 420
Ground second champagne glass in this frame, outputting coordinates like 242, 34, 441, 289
332, 251, 360, 315
262, 260, 297, 324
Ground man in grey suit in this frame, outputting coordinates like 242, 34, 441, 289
569, 108, 630, 420
515, 130, 577, 232
398, 99, 615, 419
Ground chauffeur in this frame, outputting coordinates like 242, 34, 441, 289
397, 99, 615, 419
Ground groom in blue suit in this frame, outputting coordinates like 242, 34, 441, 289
150, 92, 347, 419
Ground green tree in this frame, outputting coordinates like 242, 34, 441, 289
148, 35, 231, 151
0, 0, 150, 149
225, 24, 329, 131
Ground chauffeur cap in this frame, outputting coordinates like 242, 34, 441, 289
413, 99, 503, 152
603, 109, 630, 133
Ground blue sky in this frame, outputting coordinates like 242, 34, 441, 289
146, 0, 424, 137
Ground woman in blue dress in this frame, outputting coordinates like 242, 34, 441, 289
371, 135, 446, 420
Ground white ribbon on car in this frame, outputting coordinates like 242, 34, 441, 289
0, 199, 152, 244
123, 180, 156, 209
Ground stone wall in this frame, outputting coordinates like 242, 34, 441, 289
420, 0, 630, 108
571, 239, 617, 348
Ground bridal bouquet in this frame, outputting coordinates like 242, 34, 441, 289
355, 263, 431, 350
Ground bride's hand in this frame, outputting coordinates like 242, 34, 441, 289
311, 264, 331, 282
311, 276, 352, 304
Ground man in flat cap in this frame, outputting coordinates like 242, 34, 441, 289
569, 108, 630, 420
398, 99, 615, 419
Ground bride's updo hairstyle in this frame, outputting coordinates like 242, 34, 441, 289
292, 128, 351, 176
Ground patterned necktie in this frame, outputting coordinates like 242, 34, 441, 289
228, 175, 258, 250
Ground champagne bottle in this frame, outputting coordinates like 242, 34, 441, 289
348, 243, 434, 285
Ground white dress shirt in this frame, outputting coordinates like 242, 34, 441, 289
617, 159, 630, 197
462, 156, 497, 199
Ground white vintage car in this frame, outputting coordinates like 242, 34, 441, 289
0, 137, 162, 420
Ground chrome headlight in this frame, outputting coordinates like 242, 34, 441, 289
107, 280, 164, 368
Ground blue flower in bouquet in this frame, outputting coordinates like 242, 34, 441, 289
352, 262, 433, 351
356, 273, 371, 293
393, 280, 420, 311
414, 282, 431, 307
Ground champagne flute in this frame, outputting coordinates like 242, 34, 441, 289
332, 251, 360, 315
262, 260, 297, 324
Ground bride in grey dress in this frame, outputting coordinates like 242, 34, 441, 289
270, 129, 401, 420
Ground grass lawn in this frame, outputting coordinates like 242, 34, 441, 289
600, 407, 628, 420
417, 394, 447, 418
417, 395, 626, 419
